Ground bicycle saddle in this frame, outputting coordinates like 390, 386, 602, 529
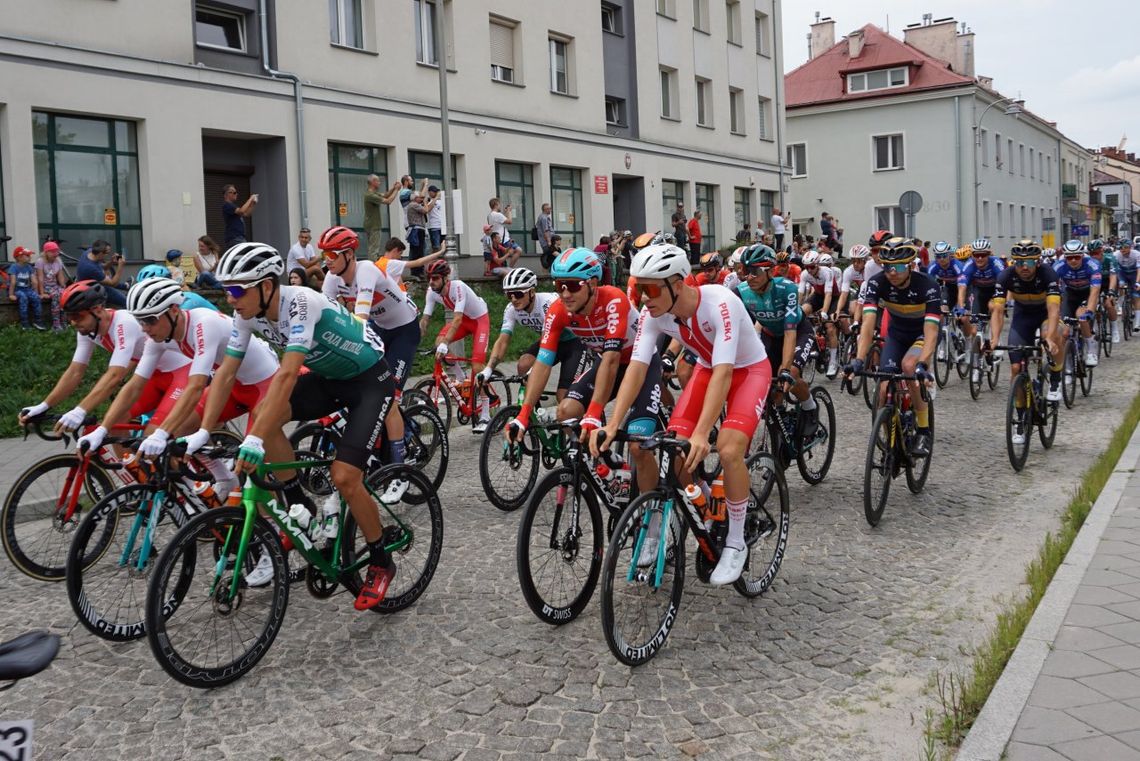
0, 631, 60, 685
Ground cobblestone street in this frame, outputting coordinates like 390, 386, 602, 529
2, 345, 1138, 760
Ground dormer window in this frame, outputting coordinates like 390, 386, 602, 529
848, 66, 908, 93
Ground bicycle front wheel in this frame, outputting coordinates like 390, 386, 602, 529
479, 405, 540, 512
968, 342, 984, 400
905, 400, 934, 494
600, 491, 686, 667
735, 452, 790, 598
862, 344, 880, 410
1062, 350, 1077, 409
145, 507, 289, 689
1005, 374, 1031, 472
863, 406, 895, 527
400, 403, 449, 502
796, 387, 836, 485
1080, 356, 1095, 397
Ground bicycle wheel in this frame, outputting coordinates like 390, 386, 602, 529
801, 347, 817, 385
479, 405, 540, 512
862, 343, 880, 410
1037, 385, 1059, 450
863, 406, 895, 527
934, 326, 951, 388
986, 355, 1000, 390
1062, 350, 1077, 409
516, 467, 604, 625
66, 484, 193, 642
400, 387, 434, 412
905, 400, 934, 494
796, 387, 836, 485
599, 491, 686, 667
412, 378, 453, 432
954, 329, 970, 379
2, 454, 117, 581
145, 507, 289, 689
401, 403, 448, 502
289, 422, 339, 497
1099, 311, 1113, 358
1005, 374, 1031, 472
735, 452, 790, 598
968, 340, 983, 400
341, 466, 443, 613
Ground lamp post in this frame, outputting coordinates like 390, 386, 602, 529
972, 95, 1025, 238
432, 3, 457, 258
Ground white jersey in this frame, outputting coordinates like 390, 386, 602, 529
798, 266, 836, 295
500, 291, 558, 335
323, 261, 418, 330
72, 309, 188, 373
841, 265, 866, 293
722, 271, 741, 291
377, 257, 408, 288
135, 308, 277, 385
631, 284, 766, 369
858, 259, 884, 300
830, 266, 843, 291
424, 279, 488, 320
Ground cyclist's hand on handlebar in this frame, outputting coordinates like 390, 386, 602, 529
478, 366, 494, 384
915, 362, 934, 385
682, 430, 711, 474
19, 402, 50, 428
435, 342, 449, 358
180, 428, 212, 456
77, 426, 108, 455
505, 417, 527, 444
235, 434, 265, 474
952, 306, 966, 317
660, 354, 676, 376
844, 358, 864, 379
589, 425, 617, 458
138, 428, 171, 459
56, 406, 87, 433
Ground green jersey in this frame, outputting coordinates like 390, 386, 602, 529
734, 277, 803, 336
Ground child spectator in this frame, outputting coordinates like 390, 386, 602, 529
165, 249, 188, 289
485, 232, 520, 276
36, 241, 67, 331
8, 246, 44, 329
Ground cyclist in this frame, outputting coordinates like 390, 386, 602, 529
480, 267, 584, 403
420, 259, 493, 432
835, 244, 870, 335
591, 243, 769, 585
955, 238, 1005, 378
798, 252, 839, 377
987, 240, 1063, 440
927, 241, 964, 313
218, 242, 402, 611
686, 252, 728, 286
722, 247, 747, 291
845, 238, 940, 456
773, 249, 801, 284
1053, 239, 1102, 367
1088, 239, 1122, 343
506, 247, 662, 499
1117, 238, 1140, 332
135, 264, 218, 311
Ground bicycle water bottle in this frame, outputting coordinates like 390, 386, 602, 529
320, 493, 340, 540
534, 406, 554, 425
192, 481, 222, 508
288, 504, 324, 542
683, 484, 708, 523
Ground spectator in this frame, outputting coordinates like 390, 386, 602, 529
286, 228, 323, 286
76, 239, 126, 307
593, 235, 614, 286
687, 210, 704, 259
771, 208, 790, 251
221, 184, 257, 247
755, 220, 765, 243
193, 235, 223, 290
541, 234, 563, 272
165, 249, 188, 289
736, 225, 752, 244
363, 174, 401, 260
378, 237, 444, 290
287, 267, 310, 288
35, 241, 66, 331
486, 197, 513, 242
536, 203, 555, 258
819, 211, 834, 245
486, 232, 521, 276
405, 190, 433, 260
396, 174, 416, 211
480, 224, 494, 257
8, 246, 44, 329
620, 230, 635, 272
671, 202, 690, 262
426, 185, 444, 252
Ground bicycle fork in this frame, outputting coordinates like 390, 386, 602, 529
627, 499, 674, 589
117, 490, 163, 572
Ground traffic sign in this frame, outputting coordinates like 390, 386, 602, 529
898, 191, 923, 215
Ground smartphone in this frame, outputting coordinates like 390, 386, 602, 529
252, 193, 260, 202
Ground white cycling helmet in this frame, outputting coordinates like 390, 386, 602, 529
216, 242, 285, 284
127, 277, 183, 318
629, 243, 691, 280
728, 246, 746, 268
802, 251, 819, 266
501, 267, 538, 292
848, 244, 871, 260
932, 241, 954, 256
1133, 235, 1140, 247
970, 238, 992, 254
1061, 239, 1087, 256
817, 253, 834, 267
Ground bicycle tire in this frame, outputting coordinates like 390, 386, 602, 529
1005, 374, 1031, 472
934, 326, 951, 388
479, 405, 540, 512
400, 388, 434, 412
412, 378, 453, 432
954, 329, 969, 379
905, 400, 934, 494
599, 491, 686, 667
516, 467, 604, 625
1037, 383, 1059, 451
400, 403, 449, 503
2, 454, 116, 581
986, 355, 1000, 390
735, 452, 790, 598
145, 507, 289, 689
1062, 350, 1077, 409
862, 344, 880, 411
1080, 361, 1094, 396
863, 406, 894, 527
796, 387, 836, 485
968, 340, 983, 400
1099, 310, 1113, 358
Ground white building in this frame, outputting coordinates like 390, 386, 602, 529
783, 15, 1090, 252
0, 0, 787, 268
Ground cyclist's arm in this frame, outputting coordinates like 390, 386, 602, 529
96, 372, 148, 432
40, 361, 90, 410
438, 310, 464, 345
248, 351, 305, 444
486, 333, 510, 372
919, 318, 939, 367
820, 271, 835, 316
855, 305, 877, 361
198, 354, 241, 433
74, 363, 132, 414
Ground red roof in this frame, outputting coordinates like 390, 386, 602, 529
786, 24, 973, 108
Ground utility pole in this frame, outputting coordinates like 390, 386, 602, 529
433, 3, 456, 257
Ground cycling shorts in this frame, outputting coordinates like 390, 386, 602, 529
288, 359, 395, 469
805, 291, 826, 314
436, 314, 491, 365
567, 351, 663, 435
377, 318, 421, 393
1061, 290, 1090, 320
195, 375, 274, 432
522, 338, 588, 390
668, 361, 770, 440
939, 283, 960, 311
760, 321, 813, 373
129, 365, 190, 426
879, 329, 925, 374
971, 286, 997, 316
1119, 268, 1137, 291
1007, 309, 1049, 366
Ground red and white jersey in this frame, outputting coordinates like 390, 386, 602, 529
830, 266, 843, 294
323, 261, 418, 330
423, 279, 488, 320
538, 285, 639, 362
72, 309, 188, 373
631, 285, 766, 369
841, 265, 866, 293
798, 266, 836, 296
135, 308, 277, 384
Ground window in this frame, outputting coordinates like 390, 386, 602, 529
1107, 193, 1121, 207
874, 205, 905, 234
996, 202, 1003, 236
754, 12, 769, 55
787, 143, 807, 178
195, 6, 246, 52
660, 67, 679, 119
551, 166, 584, 247
605, 97, 627, 126
1019, 144, 1025, 176
734, 188, 752, 240
1029, 147, 1035, 179
760, 190, 775, 233
995, 133, 1002, 169
409, 150, 459, 247
656, 0, 676, 18
1009, 203, 1014, 236
980, 129, 988, 166
601, 2, 622, 34
695, 78, 711, 127
662, 180, 684, 231
329, 0, 363, 49
847, 67, 907, 93
490, 18, 516, 83
873, 134, 904, 171
33, 112, 143, 258
414, 0, 438, 65
1020, 205, 1026, 236
696, 183, 716, 252
729, 88, 744, 134
1047, 155, 1052, 183
693, 0, 709, 32
1007, 139, 1014, 174
549, 36, 572, 95
328, 143, 389, 240
982, 200, 990, 235
1038, 153, 1044, 182
726, 1, 741, 45
495, 161, 536, 254
757, 97, 771, 140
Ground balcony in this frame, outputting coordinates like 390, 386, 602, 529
1062, 183, 1077, 200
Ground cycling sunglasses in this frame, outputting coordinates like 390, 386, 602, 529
1064, 254, 1084, 262
555, 279, 587, 294
1012, 258, 1039, 268
971, 253, 990, 259
636, 281, 669, 299
935, 252, 950, 259
137, 310, 169, 326
507, 290, 528, 300
883, 261, 911, 273
223, 282, 258, 299
322, 248, 350, 261
744, 264, 773, 278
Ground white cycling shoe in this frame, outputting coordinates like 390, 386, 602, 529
245, 552, 274, 587
1085, 351, 1099, 367
381, 478, 409, 505
709, 544, 747, 586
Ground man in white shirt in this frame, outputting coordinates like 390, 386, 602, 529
486, 197, 513, 243
286, 228, 323, 286
771, 208, 790, 252
426, 185, 445, 252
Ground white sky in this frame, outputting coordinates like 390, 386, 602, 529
781, 1, 1140, 150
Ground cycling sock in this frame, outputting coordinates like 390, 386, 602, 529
367, 538, 391, 567
203, 456, 238, 492
281, 478, 314, 513
916, 407, 929, 428
800, 395, 817, 412
479, 395, 490, 419
725, 498, 748, 549
389, 438, 406, 465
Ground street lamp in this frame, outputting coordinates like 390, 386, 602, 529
972, 95, 1026, 237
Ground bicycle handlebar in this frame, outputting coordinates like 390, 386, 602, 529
246, 468, 286, 492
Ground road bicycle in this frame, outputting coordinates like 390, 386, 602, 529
933, 310, 969, 388
755, 370, 836, 485
413, 349, 504, 432
964, 314, 1001, 399
1120, 284, 1135, 341
858, 370, 935, 527
995, 340, 1059, 472
598, 430, 789, 666
145, 458, 442, 688
1095, 291, 1114, 359
802, 314, 839, 384
1061, 316, 1095, 406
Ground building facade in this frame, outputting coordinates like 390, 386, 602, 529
0, 0, 787, 264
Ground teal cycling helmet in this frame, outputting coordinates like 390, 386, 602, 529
1089, 239, 1105, 252
136, 263, 173, 282
550, 247, 603, 281
741, 244, 777, 268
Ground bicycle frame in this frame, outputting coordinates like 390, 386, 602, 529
430, 353, 496, 420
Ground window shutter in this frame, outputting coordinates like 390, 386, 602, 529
490, 22, 514, 68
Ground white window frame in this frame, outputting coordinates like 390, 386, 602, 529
1029, 147, 1035, 179
601, 2, 622, 35
726, 0, 741, 46
548, 35, 572, 95
414, 0, 437, 65
847, 66, 908, 94
605, 96, 627, 126
982, 199, 990, 235
329, 0, 363, 49
489, 17, 517, 84
980, 128, 988, 167
693, 0, 709, 32
754, 11, 769, 56
695, 77, 712, 127
787, 142, 807, 178
996, 201, 1003, 237
195, 5, 247, 53
1019, 144, 1025, 176
871, 132, 905, 172
660, 67, 679, 119
656, 0, 676, 18
873, 205, 905, 234
729, 87, 744, 135
1008, 138, 1014, 174
995, 133, 1003, 170
757, 96, 771, 140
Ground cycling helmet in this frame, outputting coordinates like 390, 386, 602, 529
970, 238, 993, 254
955, 245, 972, 261
136, 263, 173, 282
932, 241, 954, 256
774, 249, 792, 263
817, 253, 834, 267
1088, 238, 1105, 253
127, 277, 183, 318
848, 244, 871, 260
1133, 235, 1140, 247
802, 251, 819, 266
633, 232, 657, 249
318, 225, 359, 253
501, 267, 538, 292
629, 244, 691, 280
878, 237, 919, 263
728, 247, 746, 268
551, 247, 604, 281
60, 280, 107, 313
165, 249, 183, 262
698, 252, 723, 270
216, 242, 284, 283
1120, 239, 1133, 249
425, 259, 451, 279
741, 245, 777, 269
1061, 239, 1087, 256
1010, 239, 1043, 259
661, 232, 677, 245
869, 230, 893, 248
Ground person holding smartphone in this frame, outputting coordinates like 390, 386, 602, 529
76, 239, 127, 307
222, 184, 258, 247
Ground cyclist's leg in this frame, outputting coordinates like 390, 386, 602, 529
719, 363, 772, 553
560, 358, 598, 421
470, 314, 493, 422
553, 340, 585, 402
623, 355, 664, 496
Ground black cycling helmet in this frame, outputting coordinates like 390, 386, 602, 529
878, 237, 919, 264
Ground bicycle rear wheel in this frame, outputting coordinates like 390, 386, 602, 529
1005, 375, 1031, 472
968, 341, 984, 400
862, 344, 880, 410
735, 452, 790, 598
986, 355, 1000, 390
400, 403, 448, 502
412, 378, 453, 432
600, 491, 686, 667
1037, 380, 1059, 451
1062, 350, 1077, 409
905, 401, 934, 493
1099, 310, 1113, 358
796, 387, 836, 485
479, 405, 540, 512
145, 507, 289, 689
934, 325, 951, 388
863, 406, 895, 527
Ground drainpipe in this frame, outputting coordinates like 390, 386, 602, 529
954, 95, 962, 243
772, 0, 786, 212
258, 0, 308, 228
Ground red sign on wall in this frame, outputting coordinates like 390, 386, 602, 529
594, 175, 609, 194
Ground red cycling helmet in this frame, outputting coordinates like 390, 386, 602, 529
317, 225, 359, 253
60, 280, 107, 313
868, 230, 893, 248
425, 259, 451, 278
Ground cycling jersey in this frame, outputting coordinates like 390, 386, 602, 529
773, 263, 801, 284
323, 261, 419, 330
798, 266, 835, 297
857, 260, 883, 301
927, 260, 964, 286
136, 308, 277, 385
228, 285, 384, 380
735, 278, 802, 336
500, 291, 573, 342
1091, 254, 1118, 280
423, 279, 489, 320
71, 310, 187, 373
992, 266, 1061, 315
537, 285, 639, 364
684, 270, 728, 287
1052, 255, 1102, 292
957, 257, 1005, 289
722, 271, 741, 291
1118, 249, 1140, 272
861, 271, 941, 338
841, 265, 866, 298
631, 285, 766, 369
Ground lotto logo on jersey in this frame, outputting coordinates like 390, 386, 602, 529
605, 299, 621, 336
